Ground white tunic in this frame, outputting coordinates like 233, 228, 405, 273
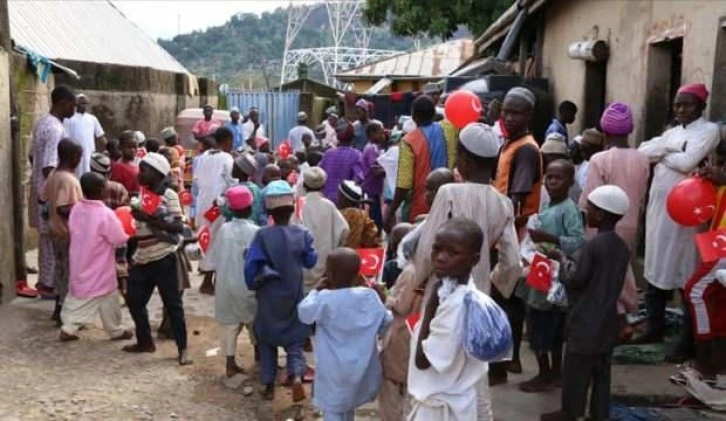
288, 125, 315, 152
407, 280, 490, 421
63, 112, 105, 177
638, 117, 720, 290
209, 219, 258, 325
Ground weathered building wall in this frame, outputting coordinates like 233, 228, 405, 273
0, 48, 16, 302
540, 0, 726, 143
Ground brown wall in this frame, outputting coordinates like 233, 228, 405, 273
539, 0, 726, 144
0, 49, 15, 301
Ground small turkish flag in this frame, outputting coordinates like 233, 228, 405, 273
204, 204, 221, 223
695, 229, 726, 263
139, 188, 161, 214
526, 252, 554, 292
198, 225, 211, 253
179, 191, 192, 206
406, 312, 421, 333
357, 248, 384, 278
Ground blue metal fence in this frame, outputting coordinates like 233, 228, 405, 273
226, 91, 300, 148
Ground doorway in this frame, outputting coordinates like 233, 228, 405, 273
710, 19, 726, 122
583, 61, 607, 129
643, 37, 683, 141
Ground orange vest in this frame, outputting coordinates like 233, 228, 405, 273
712, 186, 726, 230
494, 134, 542, 217
403, 128, 433, 222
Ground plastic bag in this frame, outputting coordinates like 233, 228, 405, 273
546, 263, 568, 307
520, 214, 541, 263
462, 289, 513, 362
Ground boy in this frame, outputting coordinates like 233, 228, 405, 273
123, 152, 192, 366
361, 121, 387, 229
208, 186, 259, 377
337, 180, 381, 249
518, 159, 584, 392
244, 180, 317, 401
420, 168, 455, 222
409, 218, 490, 420
381, 222, 413, 289
231, 154, 265, 226
540, 185, 631, 421
110, 131, 140, 196
298, 248, 392, 420
42, 139, 83, 321
60, 173, 132, 342
320, 120, 364, 203
90, 152, 130, 209
294, 167, 350, 294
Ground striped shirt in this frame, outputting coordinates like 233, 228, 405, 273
133, 188, 182, 265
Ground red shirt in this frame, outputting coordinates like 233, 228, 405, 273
110, 161, 140, 196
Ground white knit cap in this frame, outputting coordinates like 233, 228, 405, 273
402, 119, 417, 134
541, 134, 568, 155
587, 185, 630, 215
134, 130, 146, 145
505, 86, 536, 107
141, 152, 171, 176
459, 123, 500, 158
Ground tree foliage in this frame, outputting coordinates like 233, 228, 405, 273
364, 0, 514, 40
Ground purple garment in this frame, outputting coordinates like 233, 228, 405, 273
361, 143, 384, 196
319, 146, 363, 203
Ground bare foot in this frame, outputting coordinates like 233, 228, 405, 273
291, 381, 306, 402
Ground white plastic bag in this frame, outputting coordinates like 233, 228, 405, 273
462, 289, 513, 362
546, 262, 568, 307
520, 214, 541, 263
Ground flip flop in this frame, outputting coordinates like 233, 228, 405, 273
15, 281, 39, 298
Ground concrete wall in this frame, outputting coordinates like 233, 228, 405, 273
539, 0, 726, 143
0, 49, 16, 302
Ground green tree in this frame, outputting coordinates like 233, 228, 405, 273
364, 0, 514, 39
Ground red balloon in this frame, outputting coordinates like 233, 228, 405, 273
115, 206, 136, 236
666, 177, 717, 226
444, 90, 482, 129
278, 142, 292, 160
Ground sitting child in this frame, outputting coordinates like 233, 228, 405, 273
337, 180, 380, 249
298, 248, 392, 420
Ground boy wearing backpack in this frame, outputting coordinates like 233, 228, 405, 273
408, 218, 491, 420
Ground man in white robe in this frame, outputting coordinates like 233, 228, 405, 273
63, 94, 106, 177
636, 83, 720, 348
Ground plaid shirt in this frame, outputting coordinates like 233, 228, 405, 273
103, 180, 130, 210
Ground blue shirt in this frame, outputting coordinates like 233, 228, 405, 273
545, 119, 568, 144
226, 121, 244, 150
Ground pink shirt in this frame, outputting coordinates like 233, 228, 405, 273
192, 118, 222, 137
69, 199, 129, 298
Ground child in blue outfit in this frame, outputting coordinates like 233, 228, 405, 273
244, 180, 317, 401
299, 247, 392, 421
517, 159, 585, 392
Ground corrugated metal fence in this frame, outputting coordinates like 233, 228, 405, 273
226, 91, 300, 147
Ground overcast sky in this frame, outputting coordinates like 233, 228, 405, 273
113, 1, 317, 40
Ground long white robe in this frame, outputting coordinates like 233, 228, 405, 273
294, 191, 349, 292
407, 280, 490, 421
209, 218, 258, 325
638, 117, 720, 290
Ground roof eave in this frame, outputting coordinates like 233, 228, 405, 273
474, 0, 550, 53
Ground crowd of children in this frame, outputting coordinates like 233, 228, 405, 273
32, 81, 726, 421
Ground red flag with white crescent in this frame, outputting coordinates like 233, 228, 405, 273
357, 248, 385, 278
179, 191, 192, 206
406, 312, 421, 333
204, 204, 221, 223
139, 187, 161, 214
526, 252, 554, 292
696, 229, 726, 263
198, 225, 211, 253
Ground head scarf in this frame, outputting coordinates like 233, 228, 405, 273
600, 102, 634, 136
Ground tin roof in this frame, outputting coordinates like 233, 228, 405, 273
8, 0, 189, 74
336, 39, 474, 81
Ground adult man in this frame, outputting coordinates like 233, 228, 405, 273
225, 106, 244, 151
323, 107, 338, 147
63, 94, 107, 177
30, 85, 77, 298
192, 104, 222, 141
413, 123, 521, 420
194, 127, 237, 295
243, 106, 266, 149
490, 86, 543, 384
545, 101, 578, 144
383, 95, 448, 232
636, 83, 720, 350
288, 111, 316, 152
353, 99, 372, 150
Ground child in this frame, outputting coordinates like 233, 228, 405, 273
60, 172, 132, 342
261, 164, 281, 187
145, 137, 161, 154
517, 159, 584, 392
420, 168, 455, 222
298, 248, 392, 420
320, 120, 364, 203
253, 136, 272, 187
381, 222, 413, 289
337, 180, 381, 249
209, 186, 259, 377
540, 185, 631, 421
361, 121, 387, 229
231, 154, 265, 226
110, 131, 140, 196
379, 223, 419, 420
409, 218, 490, 420
539, 133, 569, 207
295, 167, 350, 294
42, 139, 83, 322
123, 152, 191, 366
244, 180, 317, 401
90, 152, 129, 209
106, 138, 122, 162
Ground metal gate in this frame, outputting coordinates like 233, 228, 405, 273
226, 91, 300, 147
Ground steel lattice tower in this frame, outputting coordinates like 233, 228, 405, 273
280, 0, 401, 88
